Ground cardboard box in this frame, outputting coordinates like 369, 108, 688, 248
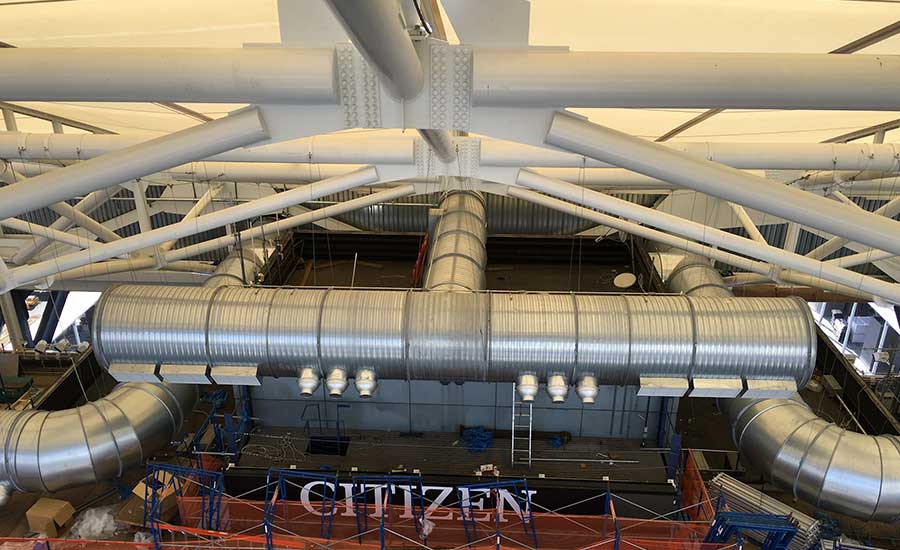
26, 498, 75, 537
132, 470, 179, 516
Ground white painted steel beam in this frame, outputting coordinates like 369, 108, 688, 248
0, 49, 337, 104
11, 187, 119, 265
324, 0, 456, 161
4, 132, 900, 172
0, 218, 97, 250
728, 202, 766, 243
325, 0, 424, 100
806, 195, 900, 259
544, 111, 900, 258
165, 184, 414, 261
45, 202, 121, 242
0, 108, 269, 221
2, 48, 900, 110
2, 109, 16, 132
4, 167, 379, 289
515, 169, 900, 304
0, 292, 25, 351
158, 184, 222, 253
473, 51, 900, 110
827, 248, 895, 268
509, 187, 875, 302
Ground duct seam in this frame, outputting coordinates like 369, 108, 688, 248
95, 287, 814, 387
571, 293, 581, 382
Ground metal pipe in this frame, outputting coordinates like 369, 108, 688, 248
0, 217, 99, 250
670, 254, 900, 523
826, 248, 895, 269
722, 397, 900, 522
0, 292, 25, 352
806, 195, 900, 260
45, 202, 121, 243
159, 184, 222, 253
544, 111, 900, 259
472, 50, 900, 110
0, 48, 337, 104
325, 0, 424, 100
0, 108, 269, 222
514, 170, 900, 304
424, 190, 487, 291
508, 186, 878, 303
0, 382, 197, 495
1, 109, 16, 132
91, 286, 817, 390
5, 166, 379, 289
2, 48, 900, 110
0, 249, 258, 498
324, 0, 456, 162
163, 182, 408, 262
11, 187, 120, 265
6, 133, 900, 172
418, 129, 457, 163
49, 258, 213, 283
727, 203, 765, 243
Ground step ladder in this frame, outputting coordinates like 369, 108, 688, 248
510, 385, 533, 467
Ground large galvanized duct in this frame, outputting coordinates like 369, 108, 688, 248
0, 383, 195, 501
667, 253, 900, 523
424, 190, 487, 292
92, 286, 815, 389
0, 249, 261, 503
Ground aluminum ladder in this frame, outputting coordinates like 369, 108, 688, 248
510, 385, 533, 467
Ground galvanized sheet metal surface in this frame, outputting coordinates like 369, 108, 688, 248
94, 286, 815, 387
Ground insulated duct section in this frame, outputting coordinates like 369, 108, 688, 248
666, 253, 900, 523
92, 286, 816, 396
0, 249, 261, 502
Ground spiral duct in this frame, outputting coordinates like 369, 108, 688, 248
667, 252, 900, 523
0, 249, 260, 498
92, 286, 816, 390
424, 190, 488, 292
0, 382, 196, 495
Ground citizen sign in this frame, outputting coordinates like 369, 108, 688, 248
297, 482, 537, 521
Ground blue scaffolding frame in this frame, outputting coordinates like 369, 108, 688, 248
263, 468, 339, 550
142, 463, 224, 550
456, 479, 538, 550
704, 511, 798, 550
351, 474, 427, 550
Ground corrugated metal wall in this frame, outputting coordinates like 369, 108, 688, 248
313, 191, 665, 235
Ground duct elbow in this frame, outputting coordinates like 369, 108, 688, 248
724, 396, 900, 523
516, 373, 539, 402
576, 375, 598, 404
297, 367, 321, 397
354, 368, 377, 399
547, 373, 569, 404
326, 367, 349, 397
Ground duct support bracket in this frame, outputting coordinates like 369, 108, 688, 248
689, 378, 744, 398
107, 362, 160, 382
638, 376, 689, 397
159, 364, 213, 385
742, 379, 797, 398
210, 365, 261, 386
